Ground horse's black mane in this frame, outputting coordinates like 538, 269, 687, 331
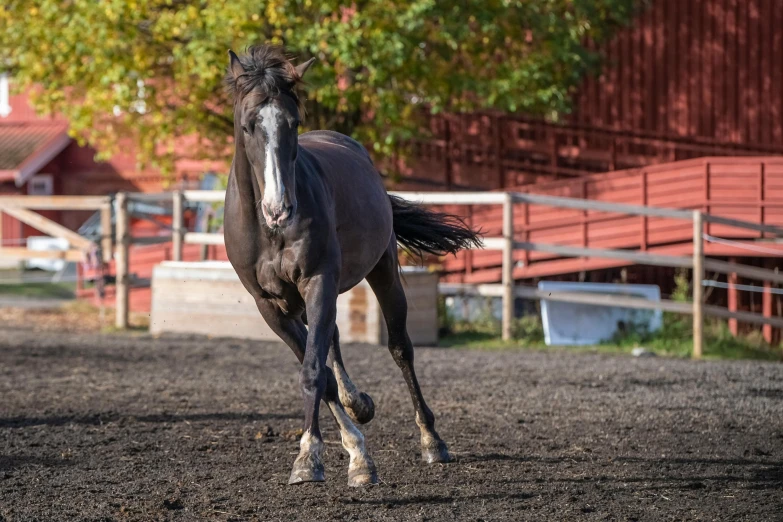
225, 44, 303, 111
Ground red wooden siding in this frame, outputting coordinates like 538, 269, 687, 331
0, 212, 22, 247
80, 242, 230, 315
399, 0, 783, 191
440, 157, 783, 284
573, 0, 783, 145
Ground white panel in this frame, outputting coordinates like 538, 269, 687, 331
539, 281, 662, 346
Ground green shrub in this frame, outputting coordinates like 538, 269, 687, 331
511, 314, 545, 343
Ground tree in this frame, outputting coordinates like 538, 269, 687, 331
0, 0, 643, 173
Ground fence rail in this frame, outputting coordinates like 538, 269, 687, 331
106, 189, 783, 357
0, 195, 109, 210
439, 282, 783, 330
0, 195, 113, 264
0, 190, 775, 357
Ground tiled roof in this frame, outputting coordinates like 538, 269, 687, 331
0, 121, 71, 185
0, 122, 69, 170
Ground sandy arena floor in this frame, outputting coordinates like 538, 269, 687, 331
1, 328, 782, 520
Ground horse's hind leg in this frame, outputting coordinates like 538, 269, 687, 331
326, 395, 378, 486
365, 239, 452, 464
303, 313, 375, 425
330, 328, 376, 424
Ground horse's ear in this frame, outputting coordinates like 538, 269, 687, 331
228, 50, 245, 79
295, 57, 316, 79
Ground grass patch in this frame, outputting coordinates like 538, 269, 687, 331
606, 313, 781, 361
439, 313, 782, 362
439, 271, 781, 361
101, 316, 151, 335
439, 313, 547, 351
0, 282, 76, 299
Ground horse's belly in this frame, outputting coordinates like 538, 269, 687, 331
337, 208, 392, 293
303, 135, 394, 293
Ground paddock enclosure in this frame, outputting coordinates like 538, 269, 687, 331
0, 329, 781, 520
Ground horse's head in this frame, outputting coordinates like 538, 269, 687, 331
226, 45, 315, 229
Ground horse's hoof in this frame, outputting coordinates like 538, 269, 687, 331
288, 460, 325, 485
422, 440, 453, 464
347, 466, 378, 487
345, 392, 375, 425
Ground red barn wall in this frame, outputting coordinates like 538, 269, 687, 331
400, 0, 783, 191
573, 0, 782, 145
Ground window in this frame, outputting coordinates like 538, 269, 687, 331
28, 174, 54, 196
0, 74, 10, 118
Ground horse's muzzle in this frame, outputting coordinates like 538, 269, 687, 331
262, 202, 294, 228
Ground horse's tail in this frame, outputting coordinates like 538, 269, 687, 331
389, 195, 483, 262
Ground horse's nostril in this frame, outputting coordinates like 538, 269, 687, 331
261, 201, 294, 227
276, 208, 292, 225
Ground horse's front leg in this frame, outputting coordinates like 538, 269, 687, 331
288, 273, 337, 485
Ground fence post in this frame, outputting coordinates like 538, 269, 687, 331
115, 193, 129, 329
692, 210, 704, 359
100, 200, 113, 264
727, 259, 738, 336
172, 190, 183, 262
763, 279, 773, 343
502, 192, 514, 341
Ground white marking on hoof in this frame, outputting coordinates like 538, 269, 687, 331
328, 401, 378, 485
416, 413, 452, 463
298, 430, 324, 463
288, 430, 325, 484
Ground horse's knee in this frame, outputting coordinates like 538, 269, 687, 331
388, 340, 413, 368
299, 361, 326, 394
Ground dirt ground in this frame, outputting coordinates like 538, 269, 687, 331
1, 326, 782, 521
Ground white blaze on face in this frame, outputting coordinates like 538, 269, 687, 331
259, 104, 285, 211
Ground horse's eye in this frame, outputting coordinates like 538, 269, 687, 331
241, 125, 250, 134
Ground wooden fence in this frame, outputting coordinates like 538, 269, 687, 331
0, 196, 112, 263
0, 190, 778, 358
108, 189, 783, 359
0, 190, 779, 358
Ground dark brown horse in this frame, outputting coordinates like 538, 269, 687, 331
223, 45, 481, 486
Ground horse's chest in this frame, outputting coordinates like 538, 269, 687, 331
255, 259, 303, 314
256, 259, 286, 293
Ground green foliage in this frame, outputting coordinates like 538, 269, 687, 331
0, 0, 643, 172
438, 296, 501, 337
438, 270, 779, 361
436, 295, 454, 334
511, 314, 545, 343
671, 268, 692, 303
438, 294, 545, 346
